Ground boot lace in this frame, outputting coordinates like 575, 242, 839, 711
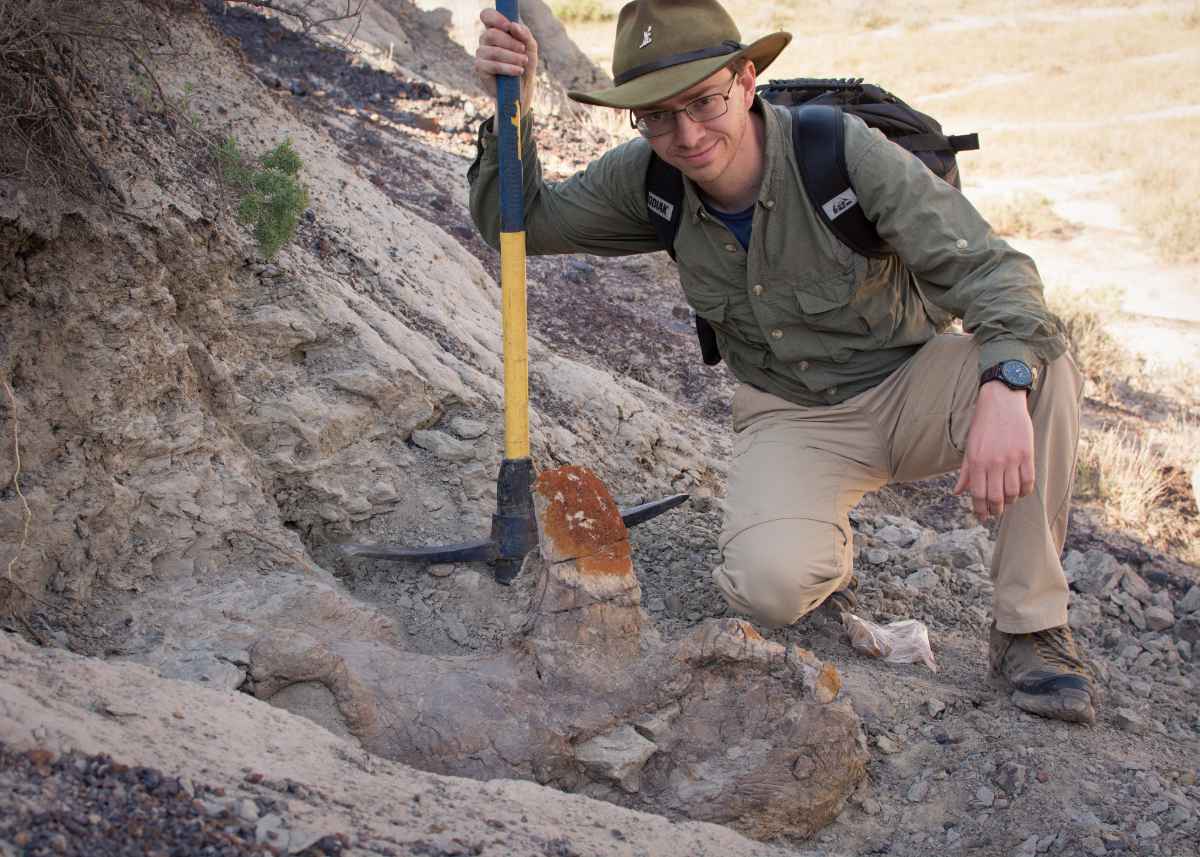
1032, 626, 1087, 674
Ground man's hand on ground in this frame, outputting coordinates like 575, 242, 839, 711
475, 10, 539, 113
953, 382, 1036, 520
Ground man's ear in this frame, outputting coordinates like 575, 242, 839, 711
739, 60, 758, 99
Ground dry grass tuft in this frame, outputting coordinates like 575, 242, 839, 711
861, 12, 897, 30
983, 192, 1079, 240
1126, 160, 1200, 265
1045, 286, 1134, 397
551, 0, 615, 24
1075, 425, 1168, 526
1075, 413, 1200, 564
1148, 413, 1200, 473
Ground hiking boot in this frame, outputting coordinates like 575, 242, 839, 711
989, 624, 1096, 724
822, 573, 859, 617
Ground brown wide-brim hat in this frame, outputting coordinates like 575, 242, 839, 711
567, 0, 791, 110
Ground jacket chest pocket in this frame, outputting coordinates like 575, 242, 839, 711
789, 259, 898, 344
790, 268, 868, 336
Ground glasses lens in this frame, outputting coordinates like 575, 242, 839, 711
686, 96, 720, 121
636, 114, 672, 138
688, 94, 727, 123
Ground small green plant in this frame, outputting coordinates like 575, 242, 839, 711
176, 82, 202, 129
216, 137, 309, 259
130, 69, 155, 109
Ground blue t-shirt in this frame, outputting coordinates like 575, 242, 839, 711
706, 202, 755, 250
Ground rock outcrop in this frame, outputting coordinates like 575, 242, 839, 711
0, 629, 819, 857
248, 466, 867, 839
0, 6, 719, 640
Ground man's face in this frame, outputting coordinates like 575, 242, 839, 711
637, 65, 756, 185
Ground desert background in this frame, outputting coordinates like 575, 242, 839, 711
1, 1, 1197, 856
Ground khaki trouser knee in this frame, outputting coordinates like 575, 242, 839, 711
714, 517, 851, 627
714, 334, 1082, 635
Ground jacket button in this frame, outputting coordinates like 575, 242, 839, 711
752, 284, 764, 296
829, 386, 838, 395
724, 243, 737, 252
955, 238, 968, 249
763, 199, 775, 209
770, 329, 783, 339
799, 361, 809, 371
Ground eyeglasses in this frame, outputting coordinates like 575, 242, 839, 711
631, 75, 739, 139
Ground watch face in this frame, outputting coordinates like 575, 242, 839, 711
1000, 361, 1033, 388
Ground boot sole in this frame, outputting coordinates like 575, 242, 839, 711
1010, 687, 1096, 725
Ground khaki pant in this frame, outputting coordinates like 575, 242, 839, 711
713, 333, 1083, 634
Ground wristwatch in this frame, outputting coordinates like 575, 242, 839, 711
980, 360, 1034, 392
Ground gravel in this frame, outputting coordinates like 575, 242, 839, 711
0, 743, 345, 857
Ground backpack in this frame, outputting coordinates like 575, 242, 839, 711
645, 77, 979, 365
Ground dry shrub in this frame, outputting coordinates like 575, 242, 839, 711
0, 0, 178, 201
222, 1, 367, 38
0, 0, 104, 199
982, 192, 1078, 240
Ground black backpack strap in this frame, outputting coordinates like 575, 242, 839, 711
644, 152, 722, 365
644, 152, 685, 262
791, 104, 889, 258
892, 131, 980, 153
947, 133, 980, 152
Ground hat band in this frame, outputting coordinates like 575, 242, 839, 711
613, 40, 744, 87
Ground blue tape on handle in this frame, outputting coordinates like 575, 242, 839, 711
496, 0, 523, 234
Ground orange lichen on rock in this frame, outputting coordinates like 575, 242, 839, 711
813, 662, 842, 704
533, 465, 628, 563
577, 540, 634, 578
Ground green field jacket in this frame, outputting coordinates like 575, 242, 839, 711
467, 99, 1068, 407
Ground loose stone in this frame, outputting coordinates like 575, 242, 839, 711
236, 798, 259, 822
1144, 606, 1175, 631
906, 779, 930, 803
875, 735, 901, 755
1114, 708, 1148, 734
1176, 585, 1200, 615
1135, 820, 1160, 839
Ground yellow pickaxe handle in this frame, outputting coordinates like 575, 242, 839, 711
496, 0, 529, 461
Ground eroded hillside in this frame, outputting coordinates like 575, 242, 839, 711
1, 2, 1198, 856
